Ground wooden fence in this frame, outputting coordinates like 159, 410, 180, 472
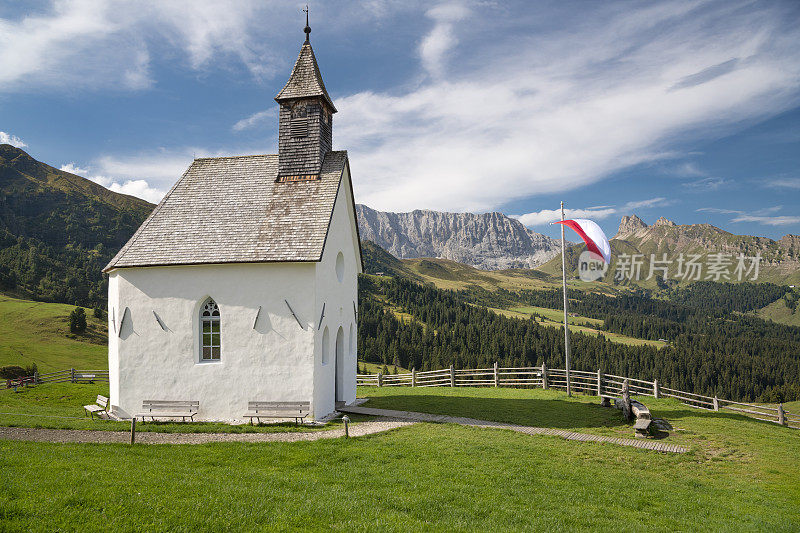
5, 368, 109, 389
358, 363, 799, 430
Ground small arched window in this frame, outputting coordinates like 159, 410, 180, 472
335, 251, 344, 282
200, 298, 221, 361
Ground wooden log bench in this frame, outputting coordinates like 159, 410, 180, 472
633, 418, 653, 438
83, 395, 109, 419
631, 400, 652, 438
136, 400, 199, 422
244, 401, 310, 426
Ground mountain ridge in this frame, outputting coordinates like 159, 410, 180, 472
356, 204, 561, 270
541, 213, 800, 286
0, 144, 154, 306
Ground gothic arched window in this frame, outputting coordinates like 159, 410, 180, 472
200, 298, 221, 361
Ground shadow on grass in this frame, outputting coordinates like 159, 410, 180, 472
363, 394, 630, 430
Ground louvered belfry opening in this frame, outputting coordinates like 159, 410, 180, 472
275, 40, 337, 183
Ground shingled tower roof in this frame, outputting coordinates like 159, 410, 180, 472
275, 42, 337, 112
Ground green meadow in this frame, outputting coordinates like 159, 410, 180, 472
1, 385, 799, 531
1, 293, 799, 531
0, 295, 107, 372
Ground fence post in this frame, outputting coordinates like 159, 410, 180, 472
494, 361, 499, 388
34, 371, 39, 385
596, 369, 602, 396
713, 396, 719, 411
70, 368, 75, 383
377, 372, 383, 387
653, 379, 660, 399
450, 364, 455, 387
622, 379, 631, 420
411, 368, 416, 387
541, 362, 548, 390
778, 403, 786, 426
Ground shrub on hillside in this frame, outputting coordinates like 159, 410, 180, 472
0, 363, 37, 379
93, 307, 104, 319
69, 307, 87, 333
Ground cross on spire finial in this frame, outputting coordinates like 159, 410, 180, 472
303, 5, 311, 43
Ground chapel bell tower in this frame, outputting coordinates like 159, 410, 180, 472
275, 11, 337, 181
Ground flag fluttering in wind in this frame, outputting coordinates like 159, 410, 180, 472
553, 218, 611, 264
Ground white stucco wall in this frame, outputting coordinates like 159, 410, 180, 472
108, 164, 362, 422
108, 262, 318, 421
313, 165, 361, 417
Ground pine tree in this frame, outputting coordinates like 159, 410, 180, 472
69, 307, 87, 334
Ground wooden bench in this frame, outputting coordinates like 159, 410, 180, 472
244, 401, 310, 425
73, 373, 97, 383
83, 395, 109, 419
136, 400, 199, 422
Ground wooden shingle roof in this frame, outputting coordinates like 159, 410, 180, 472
275, 43, 337, 112
103, 151, 348, 272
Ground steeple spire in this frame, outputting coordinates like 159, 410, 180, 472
275, 9, 336, 181
303, 5, 311, 44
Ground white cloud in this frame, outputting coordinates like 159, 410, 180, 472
663, 162, 707, 178
59, 162, 89, 175
697, 205, 799, 226
765, 177, 800, 190
515, 207, 618, 227
83, 145, 261, 203
624, 197, 670, 210
60, 160, 166, 203
0, 131, 27, 148
418, 2, 470, 77
731, 214, 800, 226
104, 179, 165, 204
683, 177, 729, 191
514, 197, 669, 227
232, 109, 275, 132
337, 1, 800, 213
93, 151, 194, 186
0, 0, 289, 91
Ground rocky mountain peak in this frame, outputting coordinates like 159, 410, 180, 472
355, 204, 561, 270
654, 217, 676, 227
616, 214, 649, 238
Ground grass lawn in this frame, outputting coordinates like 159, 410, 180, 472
0, 382, 364, 434
0, 294, 107, 372
2, 386, 799, 531
360, 386, 798, 449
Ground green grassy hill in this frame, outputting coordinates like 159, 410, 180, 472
0, 294, 106, 373
0, 144, 153, 307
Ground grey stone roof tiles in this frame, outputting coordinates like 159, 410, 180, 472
104, 151, 348, 271
275, 43, 337, 112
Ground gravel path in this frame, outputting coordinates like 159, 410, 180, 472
0, 418, 415, 445
340, 406, 688, 453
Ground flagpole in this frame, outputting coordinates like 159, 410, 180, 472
560, 201, 572, 397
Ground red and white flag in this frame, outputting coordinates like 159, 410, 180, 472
553, 218, 611, 264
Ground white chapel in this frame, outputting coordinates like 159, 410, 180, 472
103, 23, 362, 421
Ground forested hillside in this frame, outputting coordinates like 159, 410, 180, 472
357, 274, 800, 403
0, 144, 153, 307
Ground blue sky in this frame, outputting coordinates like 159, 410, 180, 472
1, 0, 799, 241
